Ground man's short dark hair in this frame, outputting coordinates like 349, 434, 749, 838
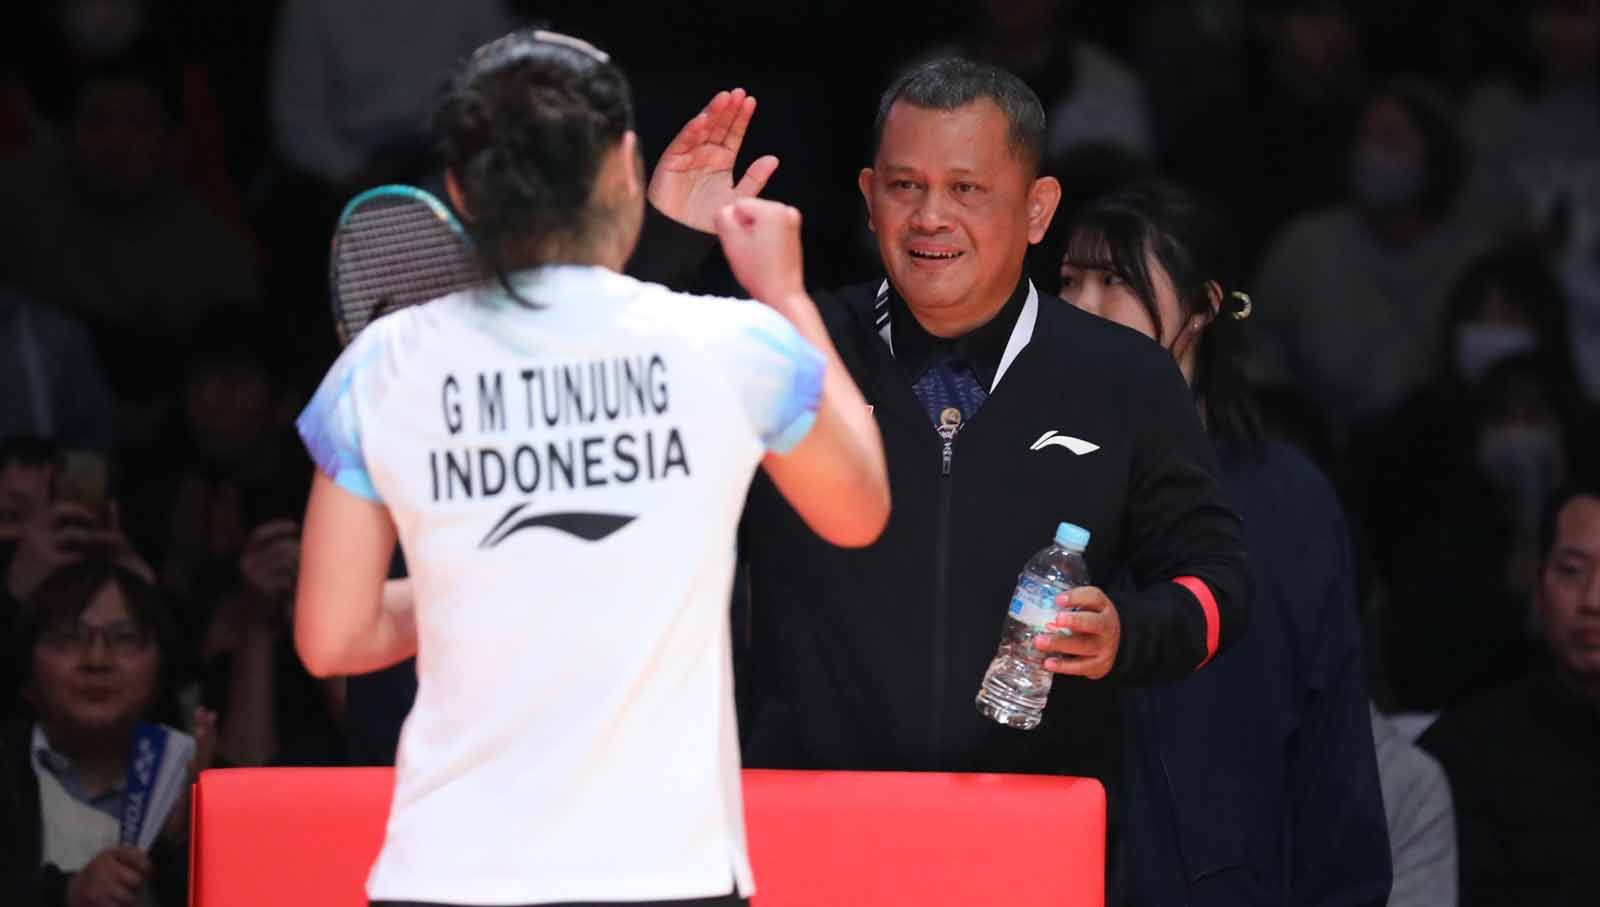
872, 58, 1047, 177
1541, 477, 1600, 561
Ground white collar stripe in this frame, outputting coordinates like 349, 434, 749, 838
873, 279, 1038, 393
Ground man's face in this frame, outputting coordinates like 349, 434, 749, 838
859, 100, 1051, 331
1537, 495, 1600, 684
30, 581, 159, 739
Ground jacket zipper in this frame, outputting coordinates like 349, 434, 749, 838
930, 408, 961, 766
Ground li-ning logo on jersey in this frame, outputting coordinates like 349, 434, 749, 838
1029, 430, 1100, 455
479, 503, 635, 548
427, 356, 693, 546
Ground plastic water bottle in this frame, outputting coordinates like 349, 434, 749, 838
975, 522, 1091, 730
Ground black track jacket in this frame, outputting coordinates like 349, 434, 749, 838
736, 277, 1252, 782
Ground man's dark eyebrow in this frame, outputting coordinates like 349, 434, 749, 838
877, 164, 983, 177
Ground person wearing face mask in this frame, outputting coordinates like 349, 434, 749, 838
1471, 357, 1595, 613
1058, 179, 1438, 907
1250, 78, 1494, 448
1348, 245, 1592, 711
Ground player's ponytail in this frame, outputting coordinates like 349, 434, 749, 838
434, 29, 634, 305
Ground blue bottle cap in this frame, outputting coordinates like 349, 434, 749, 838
1054, 522, 1090, 552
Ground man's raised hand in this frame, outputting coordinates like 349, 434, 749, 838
648, 89, 779, 233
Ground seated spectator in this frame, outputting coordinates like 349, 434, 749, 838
6, 558, 215, 907
909, 0, 1155, 163
268, 0, 516, 192
1214, 0, 1367, 263
0, 49, 261, 441
1250, 77, 1494, 446
4, 457, 158, 725
1352, 245, 1590, 708
1370, 704, 1458, 907
118, 315, 311, 652
0, 290, 116, 452
197, 519, 346, 767
1419, 479, 1600, 907
1462, 0, 1600, 239
1, 436, 57, 546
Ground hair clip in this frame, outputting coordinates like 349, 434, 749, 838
532, 30, 610, 63
468, 29, 610, 73
1228, 290, 1252, 320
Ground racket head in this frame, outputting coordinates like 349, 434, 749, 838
329, 184, 480, 346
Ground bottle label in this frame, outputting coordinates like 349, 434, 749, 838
1008, 573, 1061, 630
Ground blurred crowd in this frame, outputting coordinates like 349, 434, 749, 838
2, 2, 1598, 906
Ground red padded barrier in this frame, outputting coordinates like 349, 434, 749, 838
190, 767, 1104, 907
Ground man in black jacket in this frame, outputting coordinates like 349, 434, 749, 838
646, 60, 1250, 804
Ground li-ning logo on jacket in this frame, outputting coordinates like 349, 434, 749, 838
1029, 430, 1100, 456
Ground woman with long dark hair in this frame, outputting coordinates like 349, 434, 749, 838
291, 29, 888, 907
1056, 179, 1423, 905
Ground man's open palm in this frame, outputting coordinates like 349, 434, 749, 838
647, 88, 780, 233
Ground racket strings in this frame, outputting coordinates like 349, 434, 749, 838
332, 192, 480, 340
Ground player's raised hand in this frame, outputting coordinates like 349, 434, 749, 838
714, 198, 805, 306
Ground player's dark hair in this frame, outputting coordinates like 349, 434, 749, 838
434, 29, 634, 305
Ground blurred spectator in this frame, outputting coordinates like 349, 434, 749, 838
1419, 480, 1600, 907
1, 63, 49, 162
196, 519, 345, 767
0, 290, 116, 453
5, 498, 152, 623
6, 558, 214, 907
258, 0, 516, 334
268, 0, 516, 192
1463, 0, 1600, 239
118, 315, 310, 654
1132, 0, 1251, 208
1370, 704, 1458, 907
1, 437, 58, 548
1371, 351, 1592, 710
1475, 355, 1597, 606
1219, 0, 1368, 263
0, 49, 261, 440
1351, 245, 1591, 708
1250, 78, 1493, 445
1541, 168, 1600, 401
20, 1, 250, 233
911, 0, 1155, 163
4, 442, 162, 718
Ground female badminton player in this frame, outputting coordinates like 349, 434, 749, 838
292, 29, 888, 907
